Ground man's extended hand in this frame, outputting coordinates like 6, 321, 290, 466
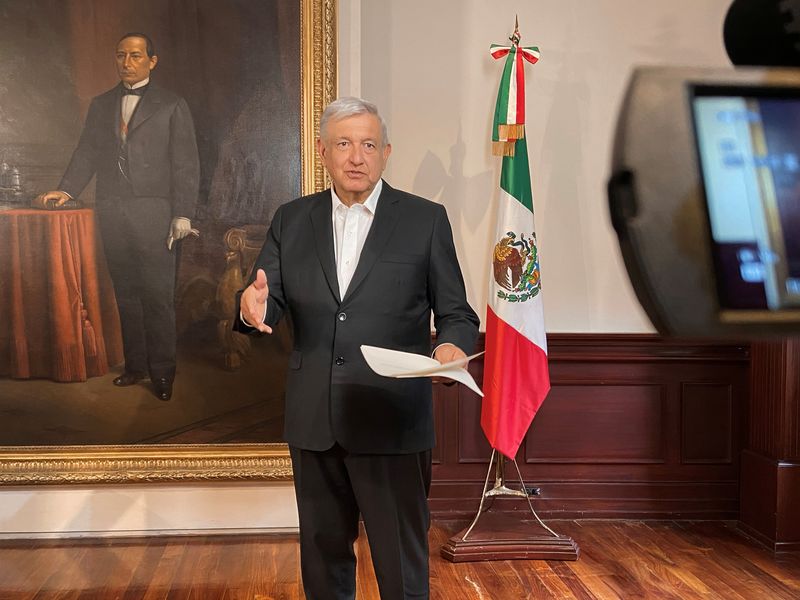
166, 217, 200, 250
241, 268, 272, 334
32, 191, 70, 210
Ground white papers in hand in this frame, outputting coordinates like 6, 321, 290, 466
360, 345, 485, 397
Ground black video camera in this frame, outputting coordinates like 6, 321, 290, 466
607, 1, 800, 337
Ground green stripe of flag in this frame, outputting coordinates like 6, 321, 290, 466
500, 137, 533, 211
492, 47, 515, 142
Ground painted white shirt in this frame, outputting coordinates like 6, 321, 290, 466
120, 77, 149, 140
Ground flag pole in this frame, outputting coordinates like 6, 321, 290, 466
460, 451, 558, 543
441, 19, 578, 562
459, 449, 497, 541
486, 452, 527, 498
441, 446, 579, 562
507, 456, 559, 537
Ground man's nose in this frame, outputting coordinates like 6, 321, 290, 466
348, 146, 364, 165
122, 55, 132, 68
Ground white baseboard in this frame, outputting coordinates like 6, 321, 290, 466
0, 482, 299, 537
0, 526, 299, 540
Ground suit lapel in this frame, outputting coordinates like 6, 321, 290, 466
111, 91, 122, 142
127, 84, 163, 134
342, 182, 400, 303
310, 191, 342, 302
108, 86, 124, 142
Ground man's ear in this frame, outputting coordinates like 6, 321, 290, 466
316, 137, 326, 159
149, 55, 158, 70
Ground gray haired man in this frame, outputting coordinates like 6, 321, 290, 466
237, 97, 479, 599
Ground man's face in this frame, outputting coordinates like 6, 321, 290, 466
115, 36, 157, 86
317, 113, 391, 206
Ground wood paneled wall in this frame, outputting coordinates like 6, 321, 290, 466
741, 339, 800, 552
429, 334, 750, 521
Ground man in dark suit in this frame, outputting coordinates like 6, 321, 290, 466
34, 33, 200, 401
237, 97, 479, 600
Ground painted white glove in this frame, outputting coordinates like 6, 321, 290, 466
167, 217, 199, 250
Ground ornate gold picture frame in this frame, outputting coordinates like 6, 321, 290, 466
0, 0, 336, 484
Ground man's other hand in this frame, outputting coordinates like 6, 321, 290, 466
241, 268, 272, 333
432, 343, 468, 386
166, 217, 200, 250
434, 343, 467, 365
32, 191, 70, 210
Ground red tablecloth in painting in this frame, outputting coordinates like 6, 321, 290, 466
0, 208, 123, 382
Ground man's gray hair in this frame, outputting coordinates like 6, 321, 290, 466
319, 97, 389, 146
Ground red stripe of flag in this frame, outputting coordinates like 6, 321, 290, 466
515, 49, 525, 125
481, 305, 550, 458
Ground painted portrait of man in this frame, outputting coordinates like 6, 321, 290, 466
0, 0, 302, 446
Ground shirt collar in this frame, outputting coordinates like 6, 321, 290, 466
124, 78, 150, 90
331, 179, 383, 215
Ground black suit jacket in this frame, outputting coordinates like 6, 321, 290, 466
58, 82, 199, 219
237, 183, 479, 453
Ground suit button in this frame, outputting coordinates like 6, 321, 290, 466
337, 312, 347, 322
335, 356, 345, 366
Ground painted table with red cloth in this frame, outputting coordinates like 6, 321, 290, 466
0, 208, 123, 382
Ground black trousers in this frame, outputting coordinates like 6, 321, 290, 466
96, 191, 176, 380
289, 444, 432, 600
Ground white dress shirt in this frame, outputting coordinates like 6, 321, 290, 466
331, 179, 382, 296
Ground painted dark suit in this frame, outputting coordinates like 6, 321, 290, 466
58, 82, 199, 381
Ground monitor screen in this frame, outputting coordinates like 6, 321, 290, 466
691, 86, 800, 311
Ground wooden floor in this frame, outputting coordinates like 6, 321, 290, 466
1, 520, 798, 599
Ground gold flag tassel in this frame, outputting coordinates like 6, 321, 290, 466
492, 141, 516, 157
498, 123, 525, 140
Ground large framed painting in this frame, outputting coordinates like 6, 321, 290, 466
0, 0, 336, 483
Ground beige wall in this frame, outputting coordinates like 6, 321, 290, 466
0, 1, 734, 536
343, 0, 732, 332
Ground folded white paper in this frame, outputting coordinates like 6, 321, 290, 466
360, 345, 485, 397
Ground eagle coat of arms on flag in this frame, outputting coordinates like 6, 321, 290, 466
492, 231, 542, 303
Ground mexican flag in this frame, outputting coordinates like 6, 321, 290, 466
481, 28, 550, 460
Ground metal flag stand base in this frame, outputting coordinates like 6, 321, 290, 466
440, 449, 579, 562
